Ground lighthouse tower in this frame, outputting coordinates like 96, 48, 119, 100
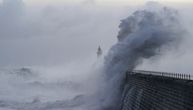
97, 46, 102, 58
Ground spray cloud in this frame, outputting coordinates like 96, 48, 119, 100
0, 1, 188, 110
101, 2, 185, 109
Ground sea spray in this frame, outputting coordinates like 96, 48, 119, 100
101, 2, 185, 109
0, 1, 187, 110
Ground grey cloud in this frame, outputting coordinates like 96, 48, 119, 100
0, 0, 131, 67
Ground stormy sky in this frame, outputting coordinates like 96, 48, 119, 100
26, 0, 193, 5
0, 0, 193, 73
0, 0, 122, 67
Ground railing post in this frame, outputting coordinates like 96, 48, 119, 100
189, 74, 191, 80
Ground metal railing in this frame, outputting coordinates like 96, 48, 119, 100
127, 70, 193, 80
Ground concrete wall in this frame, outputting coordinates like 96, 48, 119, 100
120, 73, 193, 110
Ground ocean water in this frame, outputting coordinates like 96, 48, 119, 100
0, 67, 89, 110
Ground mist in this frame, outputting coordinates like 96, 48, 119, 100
0, 0, 133, 110
0, 0, 129, 67
136, 3, 193, 74
96, 2, 188, 109
0, 0, 193, 110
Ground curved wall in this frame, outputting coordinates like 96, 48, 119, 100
120, 73, 193, 110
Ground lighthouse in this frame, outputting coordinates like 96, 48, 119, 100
97, 46, 102, 58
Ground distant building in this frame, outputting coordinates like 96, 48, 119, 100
97, 46, 102, 58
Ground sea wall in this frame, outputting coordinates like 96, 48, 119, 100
120, 72, 193, 110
